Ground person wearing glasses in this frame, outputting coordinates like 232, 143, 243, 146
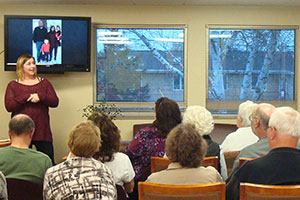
230, 103, 275, 173
220, 101, 258, 152
226, 107, 300, 200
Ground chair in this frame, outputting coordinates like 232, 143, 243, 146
202, 156, 219, 171
224, 151, 240, 175
0, 139, 11, 148
239, 157, 252, 168
151, 156, 219, 173
138, 182, 225, 200
150, 157, 171, 173
133, 123, 152, 137
6, 178, 43, 200
240, 183, 300, 200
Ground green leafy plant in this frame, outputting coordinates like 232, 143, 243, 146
82, 102, 122, 120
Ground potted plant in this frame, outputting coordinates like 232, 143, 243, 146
82, 101, 122, 120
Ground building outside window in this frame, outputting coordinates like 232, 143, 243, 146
207, 25, 297, 115
94, 25, 186, 112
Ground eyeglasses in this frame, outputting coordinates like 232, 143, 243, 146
249, 115, 258, 121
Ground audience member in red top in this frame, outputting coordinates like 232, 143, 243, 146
4, 54, 59, 164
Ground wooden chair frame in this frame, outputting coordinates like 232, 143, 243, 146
139, 182, 225, 200
150, 156, 219, 173
240, 183, 300, 200
238, 157, 252, 168
223, 150, 240, 176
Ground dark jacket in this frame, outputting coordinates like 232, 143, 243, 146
33, 26, 47, 43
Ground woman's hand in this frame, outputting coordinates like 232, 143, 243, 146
27, 93, 40, 103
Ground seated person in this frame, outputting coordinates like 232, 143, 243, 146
43, 121, 116, 200
221, 100, 258, 152
0, 172, 7, 200
226, 106, 300, 200
88, 112, 135, 194
125, 97, 182, 181
231, 103, 275, 172
0, 114, 52, 185
182, 105, 227, 179
146, 123, 222, 184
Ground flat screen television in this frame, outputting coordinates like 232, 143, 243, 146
4, 15, 91, 73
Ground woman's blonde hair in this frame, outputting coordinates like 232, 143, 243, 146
68, 121, 101, 158
16, 54, 37, 80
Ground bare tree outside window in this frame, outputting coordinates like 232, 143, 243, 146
95, 26, 186, 111
207, 26, 296, 115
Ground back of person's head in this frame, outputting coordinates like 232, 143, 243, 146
238, 100, 257, 127
152, 97, 182, 138
182, 105, 213, 136
9, 114, 35, 136
269, 107, 300, 137
166, 123, 207, 168
252, 103, 275, 129
88, 112, 120, 162
68, 121, 101, 158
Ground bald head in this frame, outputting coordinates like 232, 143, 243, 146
251, 103, 275, 139
9, 114, 35, 136
253, 103, 276, 129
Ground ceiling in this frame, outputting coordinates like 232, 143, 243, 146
1, 0, 300, 6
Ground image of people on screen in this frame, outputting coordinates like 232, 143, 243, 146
33, 20, 47, 63
32, 19, 62, 65
41, 39, 50, 62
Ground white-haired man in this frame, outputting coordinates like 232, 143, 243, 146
226, 106, 300, 200
231, 103, 275, 171
221, 101, 258, 152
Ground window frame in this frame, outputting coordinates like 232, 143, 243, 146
93, 24, 188, 117
206, 25, 299, 117
173, 73, 184, 91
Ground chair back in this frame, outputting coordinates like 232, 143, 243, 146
138, 182, 225, 200
0, 139, 11, 148
240, 183, 300, 200
223, 151, 240, 175
239, 157, 252, 168
202, 156, 219, 171
151, 156, 219, 173
150, 157, 171, 173
133, 123, 152, 137
6, 178, 43, 200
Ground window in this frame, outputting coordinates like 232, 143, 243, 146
94, 25, 186, 111
207, 25, 297, 115
173, 73, 184, 91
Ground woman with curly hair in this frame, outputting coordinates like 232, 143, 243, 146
88, 113, 135, 194
125, 97, 182, 181
146, 123, 222, 184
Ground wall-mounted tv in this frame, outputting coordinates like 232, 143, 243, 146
4, 15, 91, 73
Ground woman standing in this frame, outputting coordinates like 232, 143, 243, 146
48, 26, 57, 62
5, 54, 59, 164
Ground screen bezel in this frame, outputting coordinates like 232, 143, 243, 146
4, 15, 91, 73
